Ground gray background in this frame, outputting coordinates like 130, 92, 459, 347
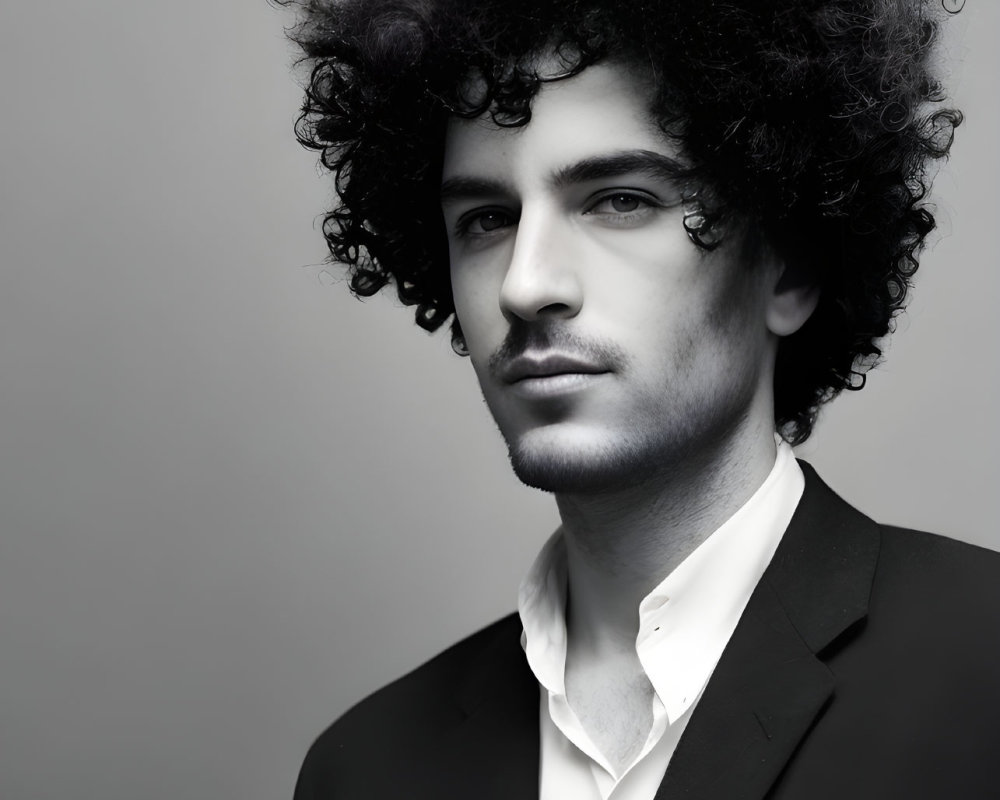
0, 3, 996, 799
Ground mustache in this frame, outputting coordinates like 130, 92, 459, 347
487, 320, 628, 376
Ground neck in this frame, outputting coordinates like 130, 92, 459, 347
556, 418, 778, 659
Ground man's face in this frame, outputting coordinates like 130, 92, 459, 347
441, 62, 782, 494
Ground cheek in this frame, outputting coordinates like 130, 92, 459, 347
449, 241, 511, 326
643, 266, 769, 390
450, 268, 505, 370
450, 262, 487, 327
586, 226, 706, 316
692, 273, 774, 395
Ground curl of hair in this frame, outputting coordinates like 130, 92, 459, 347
279, 0, 962, 443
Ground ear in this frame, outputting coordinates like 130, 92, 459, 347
765, 261, 821, 337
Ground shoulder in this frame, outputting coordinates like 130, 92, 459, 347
770, 473, 1000, 794
872, 524, 1000, 607
331, 613, 522, 729
794, 461, 1000, 625
785, 463, 1000, 699
806, 525, 1000, 793
876, 523, 1000, 574
867, 525, 1000, 644
293, 613, 524, 798
825, 523, 1000, 727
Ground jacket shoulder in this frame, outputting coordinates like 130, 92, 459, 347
293, 613, 523, 798
874, 525, 1000, 597
878, 523, 1000, 560
869, 524, 1000, 629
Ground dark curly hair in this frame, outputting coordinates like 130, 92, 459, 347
278, 0, 962, 444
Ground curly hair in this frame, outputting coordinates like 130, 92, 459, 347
279, 0, 962, 444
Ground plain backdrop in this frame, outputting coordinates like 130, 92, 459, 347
0, 3, 996, 799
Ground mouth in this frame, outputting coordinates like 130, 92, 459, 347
498, 353, 610, 398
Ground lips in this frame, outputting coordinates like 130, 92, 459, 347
498, 353, 609, 385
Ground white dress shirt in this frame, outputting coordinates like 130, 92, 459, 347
517, 441, 805, 800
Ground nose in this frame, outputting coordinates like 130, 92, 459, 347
498, 204, 583, 323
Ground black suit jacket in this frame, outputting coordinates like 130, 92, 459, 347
295, 464, 1000, 798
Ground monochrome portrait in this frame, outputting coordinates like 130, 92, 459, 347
0, 2, 997, 799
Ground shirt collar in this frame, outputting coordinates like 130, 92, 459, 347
518, 440, 805, 723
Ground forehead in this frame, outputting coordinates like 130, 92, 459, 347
441, 62, 676, 185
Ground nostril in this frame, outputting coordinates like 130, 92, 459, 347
538, 302, 572, 316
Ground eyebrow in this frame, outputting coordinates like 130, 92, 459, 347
551, 149, 688, 188
440, 149, 688, 205
439, 176, 512, 206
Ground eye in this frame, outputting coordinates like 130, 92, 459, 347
584, 191, 660, 221
598, 194, 643, 213
455, 207, 517, 237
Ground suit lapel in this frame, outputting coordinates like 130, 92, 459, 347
656, 463, 880, 800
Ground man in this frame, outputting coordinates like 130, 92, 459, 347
282, 1, 1000, 797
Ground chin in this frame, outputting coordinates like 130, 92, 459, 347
507, 437, 665, 495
